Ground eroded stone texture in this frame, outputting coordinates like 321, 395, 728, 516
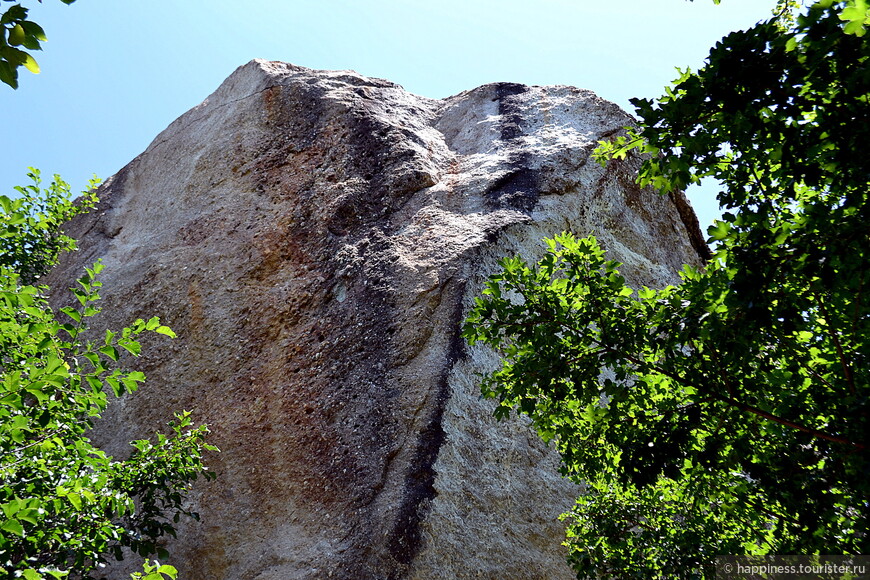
46, 60, 706, 580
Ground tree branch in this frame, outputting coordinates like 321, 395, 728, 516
598, 342, 866, 451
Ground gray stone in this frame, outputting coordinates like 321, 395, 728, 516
46, 60, 706, 580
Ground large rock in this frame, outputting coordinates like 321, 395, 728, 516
47, 60, 706, 579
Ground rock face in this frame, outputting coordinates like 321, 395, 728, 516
47, 60, 706, 580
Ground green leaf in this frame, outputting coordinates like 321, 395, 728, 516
105, 376, 122, 397
838, 0, 869, 35
0, 5, 27, 24
0, 194, 13, 214
1, 518, 24, 537
66, 492, 82, 511
155, 325, 176, 338
119, 339, 141, 356
99, 345, 119, 361
0, 60, 18, 88
7, 23, 24, 46
0, 500, 20, 520
24, 384, 49, 404
20, 21, 46, 42
127, 371, 146, 382
17, 508, 39, 526
60, 306, 82, 323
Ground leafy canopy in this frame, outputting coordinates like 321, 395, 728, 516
465, 1, 869, 577
0, 174, 216, 579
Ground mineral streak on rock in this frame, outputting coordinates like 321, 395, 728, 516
46, 60, 706, 580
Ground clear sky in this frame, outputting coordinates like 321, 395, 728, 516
1, 0, 777, 229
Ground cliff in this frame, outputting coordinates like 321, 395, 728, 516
46, 60, 706, 580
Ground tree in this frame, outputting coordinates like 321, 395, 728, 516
0, 169, 96, 285
464, 1, 869, 577
0, 172, 216, 579
0, 0, 75, 89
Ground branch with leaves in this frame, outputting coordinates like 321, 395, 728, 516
0, 0, 75, 89
466, 1, 869, 576
0, 173, 216, 580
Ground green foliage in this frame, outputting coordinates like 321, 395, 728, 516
466, 1, 868, 577
129, 560, 178, 580
0, 1, 75, 89
0, 169, 97, 285
465, 231, 867, 576
836, 0, 870, 35
0, 175, 217, 579
595, 1, 870, 204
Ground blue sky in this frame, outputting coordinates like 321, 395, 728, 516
1, 0, 776, 229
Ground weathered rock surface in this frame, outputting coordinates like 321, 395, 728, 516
47, 60, 706, 579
